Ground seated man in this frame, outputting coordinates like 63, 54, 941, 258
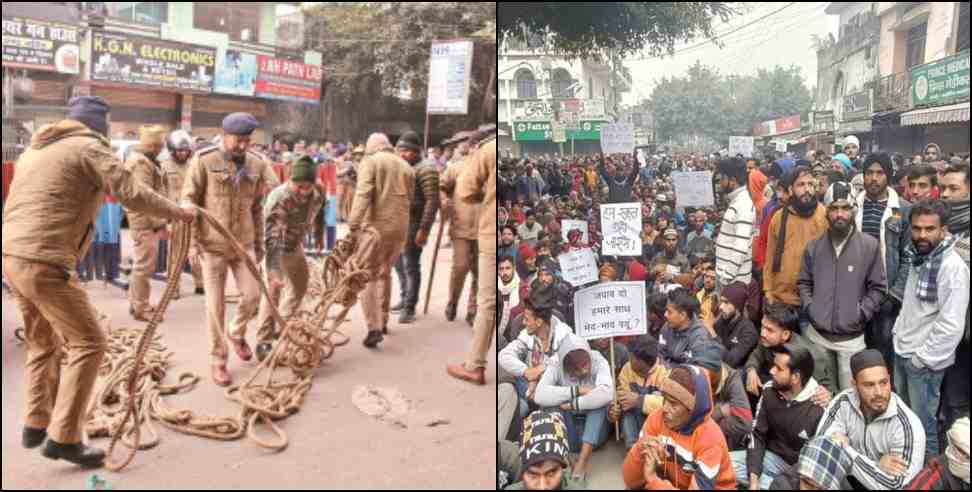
609, 336, 670, 450
504, 411, 587, 490
714, 281, 759, 370
743, 303, 836, 405
589, 337, 628, 380
658, 288, 712, 367
732, 343, 825, 490
499, 288, 573, 416
690, 341, 753, 453
816, 349, 926, 490
534, 334, 614, 482
768, 436, 853, 490
906, 416, 970, 490
622, 365, 737, 490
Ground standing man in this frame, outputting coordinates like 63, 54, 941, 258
447, 127, 497, 385
393, 131, 439, 324
125, 125, 169, 322
714, 157, 756, 289
3, 96, 195, 467
181, 113, 279, 386
893, 200, 970, 460
349, 133, 415, 348
254, 155, 325, 362
337, 145, 362, 223
162, 129, 205, 298
440, 130, 481, 325
798, 182, 887, 391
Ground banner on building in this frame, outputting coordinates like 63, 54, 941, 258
426, 39, 473, 115
573, 281, 648, 340
2, 16, 79, 74
214, 49, 258, 96
255, 55, 323, 104
672, 171, 715, 209
600, 202, 642, 256
559, 248, 598, 287
911, 50, 970, 106
91, 31, 216, 92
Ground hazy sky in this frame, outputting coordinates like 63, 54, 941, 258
622, 2, 839, 106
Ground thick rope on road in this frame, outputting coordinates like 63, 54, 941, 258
95, 208, 379, 472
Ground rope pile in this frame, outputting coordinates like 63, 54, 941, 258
94, 208, 380, 471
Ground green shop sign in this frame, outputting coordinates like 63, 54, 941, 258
911, 50, 969, 106
514, 120, 606, 141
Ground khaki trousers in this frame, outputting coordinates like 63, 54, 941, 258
360, 236, 406, 332
448, 238, 479, 314
465, 253, 496, 369
256, 249, 309, 343
201, 249, 261, 361
167, 233, 204, 292
3, 256, 107, 444
128, 228, 160, 313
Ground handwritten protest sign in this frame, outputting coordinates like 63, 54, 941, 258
561, 219, 589, 244
600, 202, 641, 256
573, 281, 648, 340
729, 136, 754, 157
672, 171, 715, 209
559, 248, 598, 287
600, 123, 635, 155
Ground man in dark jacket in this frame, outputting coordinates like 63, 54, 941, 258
799, 182, 887, 391
714, 281, 759, 369
658, 288, 711, 367
598, 152, 639, 204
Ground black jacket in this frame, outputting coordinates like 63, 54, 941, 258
748, 379, 825, 478
715, 314, 759, 369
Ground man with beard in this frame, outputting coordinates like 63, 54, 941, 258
181, 112, 280, 386
939, 163, 970, 432
533, 258, 572, 325
798, 182, 886, 391
498, 256, 521, 341
714, 157, 756, 289
253, 156, 325, 362
598, 152, 640, 204
499, 224, 518, 262
713, 281, 758, 370
893, 200, 969, 460
763, 167, 828, 322
855, 153, 912, 379
649, 228, 690, 292
816, 349, 926, 490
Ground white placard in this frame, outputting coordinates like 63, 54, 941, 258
600, 122, 635, 155
729, 136, 754, 158
600, 202, 642, 256
672, 171, 715, 209
775, 141, 788, 152
573, 281, 648, 340
561, 220, 589, 244
426, 40, 473, 115
559, 248, 599, 287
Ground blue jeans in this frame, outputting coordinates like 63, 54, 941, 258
894, 355, 945, 458
621, 410, 645, 450
548, 406, 609, 453
730, 450, 790, 490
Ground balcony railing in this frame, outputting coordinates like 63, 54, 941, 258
871, 71, 912, 112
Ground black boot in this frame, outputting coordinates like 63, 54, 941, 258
22, 427, 47, 449
41, 439, 106, 468
445, 303, 457, 322
399, 308, 416, 324
363, 331, 384, 348
195, 286, 205, 295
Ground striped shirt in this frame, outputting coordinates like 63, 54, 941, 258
862, 198, 887, 239
715, 186, 756, 287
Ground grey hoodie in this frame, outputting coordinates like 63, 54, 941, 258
534, 334, 615, 412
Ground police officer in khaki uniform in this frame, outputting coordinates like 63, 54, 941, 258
181, 112, 279, 386
447, 126, 497, 386
254, 155, 325, 362
126, 125, 169, 321
162, 129, 205, 298
3, 96, 196, 467
439, 130, 482, 326
349, 133, 415, 348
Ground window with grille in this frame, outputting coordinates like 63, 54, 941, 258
104, 2, 167, 25
958, 2, 970, 52
515, 69, 536, 99
905, 22, 927, 69
550, 69, 572, 99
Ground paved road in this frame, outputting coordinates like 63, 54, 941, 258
1, 222, 496, 489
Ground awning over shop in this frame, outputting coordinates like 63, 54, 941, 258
901, 101, 970, 126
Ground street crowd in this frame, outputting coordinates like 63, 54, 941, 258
496, 136, 971, 491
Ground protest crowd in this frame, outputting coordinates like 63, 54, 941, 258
496, 139, 971, 491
